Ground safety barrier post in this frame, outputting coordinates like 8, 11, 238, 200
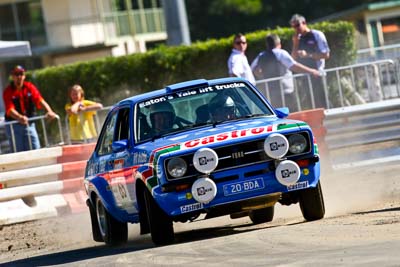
288, 108, 330, 168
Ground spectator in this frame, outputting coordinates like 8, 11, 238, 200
3, 65, 57, 152
290, 14, 330, 108
251, 34, 320, 110
227, 33, 256, 85
65, 84, 103, 144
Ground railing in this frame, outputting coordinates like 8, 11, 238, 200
357, 43, 400, 63
324, 98, 400, 170
255, 59, 399, 112
102, 8, 165, 37
64, 106, 112, 145
0, 115, 64, 154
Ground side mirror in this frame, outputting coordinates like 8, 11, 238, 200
112, 139, 128, 153
275, 107, 289, 118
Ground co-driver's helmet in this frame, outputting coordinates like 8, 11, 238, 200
208, 94, 236, 120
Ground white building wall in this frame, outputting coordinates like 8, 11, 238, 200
42, 0, 73, 47
42, 0, 107, 48
68, 0, 106, 47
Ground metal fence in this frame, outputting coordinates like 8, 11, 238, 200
324, 98, 400, 170
64, 106, 111, 145
356, 43, 400, 63
0, 115, 64, 154
255, 59, 399, 112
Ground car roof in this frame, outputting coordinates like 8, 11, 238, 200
116, 77, 250, 106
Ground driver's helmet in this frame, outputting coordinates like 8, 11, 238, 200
208, 94, 236, 121
149, 101, 176, 133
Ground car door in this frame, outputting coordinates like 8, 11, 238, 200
107, 106, 138, 214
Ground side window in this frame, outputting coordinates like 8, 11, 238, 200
114, 108, 130, 142
97, 110, 118, 155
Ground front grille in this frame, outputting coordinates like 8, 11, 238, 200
165, 131, 311, 181
215, 139, 268, 170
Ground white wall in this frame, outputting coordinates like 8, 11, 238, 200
42, 0, 73, 47
42, 0, 106, 48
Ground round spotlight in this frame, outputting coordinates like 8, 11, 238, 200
264, 133, 289, 159
193, 148, 219, 174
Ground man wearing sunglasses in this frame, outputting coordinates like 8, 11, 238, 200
3, 65, 57, 152
227, 33, 256, 85
290, 14, 330, 109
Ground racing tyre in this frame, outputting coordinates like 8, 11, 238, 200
299, 181, 325, 221
87, 199, 102, 242
95, 197, 128, 246
249, 206, 274, 224
143, 189, 174, 246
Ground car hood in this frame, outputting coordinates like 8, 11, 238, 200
135, 116, 309, 154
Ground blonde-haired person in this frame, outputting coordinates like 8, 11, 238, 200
65, 84, 103, 144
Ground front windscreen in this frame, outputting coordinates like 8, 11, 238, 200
136, 81, 274, 142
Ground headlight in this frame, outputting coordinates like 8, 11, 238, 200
288, 134, 307, 154
167, 157, 187, 178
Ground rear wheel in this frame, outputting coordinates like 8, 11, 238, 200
249, 206, 274, 224
95, 197, 128, 245
299, 181, 325, 221
143, 189, 174, 245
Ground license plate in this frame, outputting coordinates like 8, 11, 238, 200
223, 178, 265, 196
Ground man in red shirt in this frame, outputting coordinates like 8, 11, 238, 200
3, 65, 57, 152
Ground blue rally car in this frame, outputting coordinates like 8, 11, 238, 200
84, 77, 324, 246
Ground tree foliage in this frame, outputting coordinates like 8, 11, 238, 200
209, 0, 262, 15
185, 0, 377, 41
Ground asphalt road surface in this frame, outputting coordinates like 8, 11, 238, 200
1, 163, 399, 267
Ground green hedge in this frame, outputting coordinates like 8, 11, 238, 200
31, 21, 355, 117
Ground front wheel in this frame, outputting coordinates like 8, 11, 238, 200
299, 181, 325, 221
143, 189, 174, 246
95, 197, 128, 245
87, 199, 102, 242
249, 206, 274, 224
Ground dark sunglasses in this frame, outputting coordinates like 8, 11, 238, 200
13, 72, 24, 76
235, 41, 247, 45
292, 23, 301, 28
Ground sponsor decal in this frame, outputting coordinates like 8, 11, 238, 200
114, 159, 124, 170
287, 181, 309, 191
139, 82, 245, 109
178, 193, 192, 201
139, 96, 170, 108
133, 151, 148, 165
182, 125, 276, 149
196, 186, 213, 196
99, 160, 106, 173
110, 177, 131, 203
180, 202, 204, 213
270, 141, 286, 151
302, 168, 310, 175
199, 156, 214, 166
281, 168, 297, 179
